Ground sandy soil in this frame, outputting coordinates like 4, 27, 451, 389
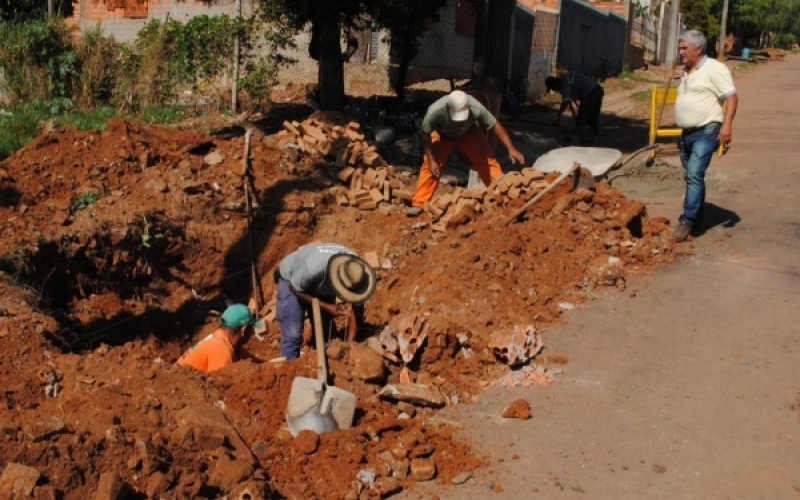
1, 56, 777, 499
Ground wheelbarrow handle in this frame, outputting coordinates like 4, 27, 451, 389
311, 298, 328, 384
613, 144, 659, 172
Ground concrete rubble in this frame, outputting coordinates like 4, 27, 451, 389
487, 325, 544, 366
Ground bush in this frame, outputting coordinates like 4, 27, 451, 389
773, 33, 796, 49
0, 19, 77, 103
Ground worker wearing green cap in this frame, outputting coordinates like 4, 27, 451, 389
177, 303, 263, 373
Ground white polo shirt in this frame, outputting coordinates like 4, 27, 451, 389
676, 56, 736, 129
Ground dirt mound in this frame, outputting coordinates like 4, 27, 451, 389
0, 117, 675, 499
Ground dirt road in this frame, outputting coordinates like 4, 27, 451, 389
403, 56, 800, 499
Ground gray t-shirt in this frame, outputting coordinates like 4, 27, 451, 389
421, 94, 497, 139
279, 243, 355, 297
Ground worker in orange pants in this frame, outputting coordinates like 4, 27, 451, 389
409, 90, 525, 214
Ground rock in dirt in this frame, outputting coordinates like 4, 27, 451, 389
293, 430, 320, 455
0, 463, 41, 499
204, 151, 225, 166
587, 255, 625, 286
410, 458, 437, 481
451, 471, 473, 485
375, 477, 403, 497
502, 399, 532, 419
488, 325, 543, 366
379, 383, 446, 408
94, 472, 126, 500
349, 345, 386, 383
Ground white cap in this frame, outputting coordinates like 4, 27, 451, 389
446, 90, 470, 122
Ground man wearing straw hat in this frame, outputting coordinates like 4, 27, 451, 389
275, 242, 378, 360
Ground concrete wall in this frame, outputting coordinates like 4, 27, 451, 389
71, 0, 473, 96
71, 0, 257, 43
528, 10, 559, 98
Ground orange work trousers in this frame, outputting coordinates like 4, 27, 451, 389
411, 127, 503, 207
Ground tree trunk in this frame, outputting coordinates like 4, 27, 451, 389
393, 30, 418, 102
315, 12, 345, 111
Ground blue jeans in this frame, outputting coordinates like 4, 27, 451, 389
679, 123, 720, 228
276, 278, 335, 359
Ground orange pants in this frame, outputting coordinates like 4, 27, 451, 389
411, 128, 503, 207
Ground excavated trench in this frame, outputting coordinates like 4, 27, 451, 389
0, 117, 684, 500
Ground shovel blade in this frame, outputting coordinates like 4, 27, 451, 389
571, 166, 596, 192
285, 377, 357, 437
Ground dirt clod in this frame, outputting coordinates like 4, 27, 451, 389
502, 399, 533, 419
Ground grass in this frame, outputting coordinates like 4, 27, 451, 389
632, 90, 651, 102
0, 100, 189, 159
618, 64, 664, 84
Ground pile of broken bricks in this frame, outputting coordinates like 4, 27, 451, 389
278, 117, 553, 227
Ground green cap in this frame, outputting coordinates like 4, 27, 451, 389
220, 304, 264, 329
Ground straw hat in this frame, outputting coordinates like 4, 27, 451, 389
327, 254, 377, 304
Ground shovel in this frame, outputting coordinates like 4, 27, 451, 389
285, 298, 357, 437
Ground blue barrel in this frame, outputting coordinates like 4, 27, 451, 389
742, 48, 751, 59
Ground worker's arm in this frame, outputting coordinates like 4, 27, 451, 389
492, 121, 525, 165
718, 93, 738, 145
346, 304, 365, 342
554, 100, 571, 123
418, 131, 441, 179
288, 283, 338, 317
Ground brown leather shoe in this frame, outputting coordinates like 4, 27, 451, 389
673, 222, 692, 242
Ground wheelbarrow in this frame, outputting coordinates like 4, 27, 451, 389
504, 144, 658, 225
531, 144, 658, 182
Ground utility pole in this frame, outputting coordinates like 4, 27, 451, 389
664, 0, 680, 70
719, 0, 730, 58
231, 0, 243, 114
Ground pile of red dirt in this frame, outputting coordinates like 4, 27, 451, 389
0, 116, 675, 499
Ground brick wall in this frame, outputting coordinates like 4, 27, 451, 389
532, 10, 559, 52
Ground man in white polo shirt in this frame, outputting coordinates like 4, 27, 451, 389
673, 30, 739, 242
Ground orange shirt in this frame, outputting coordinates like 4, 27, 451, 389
177, 329, 237, 373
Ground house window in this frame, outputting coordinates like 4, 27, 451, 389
369, 22, 379, 63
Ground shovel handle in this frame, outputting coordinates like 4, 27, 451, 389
311, 298, 328, 384
504, 162, 581, 225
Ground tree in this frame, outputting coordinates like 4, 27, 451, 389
371, 0, 447, 101
682, 0, 721, 52
257, 0, 447, 110
257, 0, 365, 110
0, 0, 72, 22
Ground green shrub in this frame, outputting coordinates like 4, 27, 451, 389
69, 191, 99, 213
773, 33, 796, 48
0, 19, 77, 103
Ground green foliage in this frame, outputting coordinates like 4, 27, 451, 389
730, 0, 800, 45
618, 64, 661, 83
140, 105, 186, 125
69, 191, 99, 213
239, 60, 278, 112
0, 19, 78, 102
0, 98, 69, 158
74, 26, 123, 109
139, 215, 164, 250
773, 32, 796, 47
58, 106, 116, 130
0, 1, 73, 22
682, 0, 720, 48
